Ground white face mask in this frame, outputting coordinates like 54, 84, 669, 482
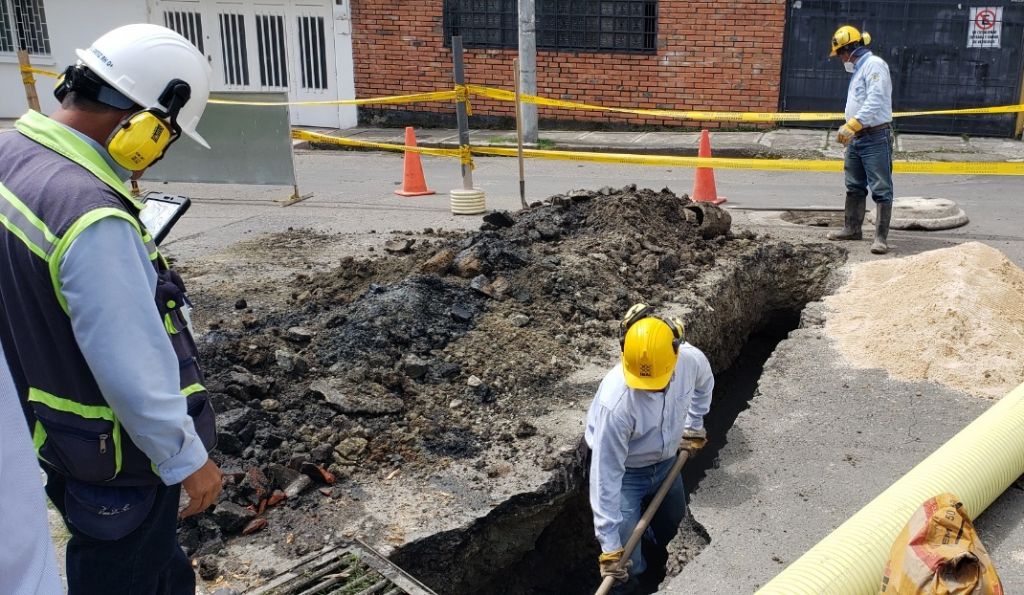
844, 61, 855, 74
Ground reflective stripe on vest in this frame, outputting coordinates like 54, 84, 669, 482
2, 112, 200, 483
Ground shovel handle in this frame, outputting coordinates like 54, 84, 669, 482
594, 450, 691, 595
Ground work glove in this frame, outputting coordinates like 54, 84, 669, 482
835, 118, 863, 146
598, 548, 631, 583
681, 428, 708, 454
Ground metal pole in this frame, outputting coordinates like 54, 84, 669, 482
17, 50, 41, 112
594, 451, 691, 595
452, 35, 474, 190
517, 0, 538, 144
513, 58, 527, 209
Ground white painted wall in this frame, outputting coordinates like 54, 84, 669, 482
0, 0, 148, 118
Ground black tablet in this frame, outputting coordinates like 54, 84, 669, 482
139, 192, 191, 245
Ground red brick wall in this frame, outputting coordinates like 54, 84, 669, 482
351, 1, 786, 129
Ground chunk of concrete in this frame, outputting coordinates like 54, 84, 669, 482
866, 197, 968, 230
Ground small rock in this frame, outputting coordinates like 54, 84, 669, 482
384, 238, 415, 253
275, 350, 296, 372
535, 222, 561, 241
211, 502, 256, 533
285, 326, 315, 343
283, 475, 312, 498
334, 437, 369, 461
259, 399, 280, 411
482, 211, 515, 228
241, 518, 268, 536
509, 314, 530, 328
197, 555, 219, 581
420, 248, 456, 275
453, 251, 484, 278
234, 298, 248, 310
466, 375, 483, 388
515, 421, 538, 439
449, 399, 464, 410
470, 275, 493, 297
402, 354, 429, 380
308, 379, 403, 415
450, 304, 473, 323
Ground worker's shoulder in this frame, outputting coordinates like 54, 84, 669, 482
864, 53, 891, 73
595, 365, 631, 412
1, 131, 127, 214
677, 342, 710, 366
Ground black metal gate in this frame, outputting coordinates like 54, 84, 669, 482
780, 0, 1024, 137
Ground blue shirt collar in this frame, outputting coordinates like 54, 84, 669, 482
57, 122, 133, 182
852, 48, 872, 73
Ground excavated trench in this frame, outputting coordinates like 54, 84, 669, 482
389, 245, 843, 595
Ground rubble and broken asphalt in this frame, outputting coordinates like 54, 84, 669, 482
177, 186, 849, 593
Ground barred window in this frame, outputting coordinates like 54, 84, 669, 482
443, 0, 658, 53
0, 0, 50, 55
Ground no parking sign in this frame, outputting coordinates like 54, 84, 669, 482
967, 6, 1002, 48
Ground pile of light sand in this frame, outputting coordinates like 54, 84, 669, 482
824, 242, 1024, 399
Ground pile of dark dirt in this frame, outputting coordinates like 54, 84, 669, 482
179, 186, 799, 559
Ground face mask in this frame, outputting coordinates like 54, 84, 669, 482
844, 61, 855, 74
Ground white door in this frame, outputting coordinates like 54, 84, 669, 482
153, 0, 353, 128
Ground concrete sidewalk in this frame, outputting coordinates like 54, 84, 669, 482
297, 126, 1024, 161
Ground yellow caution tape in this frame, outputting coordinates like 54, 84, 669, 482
454, 84, 473, 116
469, 84, 1024, 123
472, 145, 1024, 175
23, 64, 1021, 121
210, 90, 458, 107
293, 128, 1024, 176
19, 65, 61, 78
291, 129, 462, 158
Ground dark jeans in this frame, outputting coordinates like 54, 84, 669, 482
844, 127, 894, 205
45, 470, 195, 595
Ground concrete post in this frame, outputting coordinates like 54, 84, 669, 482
518, 0, 538, 145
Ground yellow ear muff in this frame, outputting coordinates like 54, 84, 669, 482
106, 111, 176, 171
862, 32, 871, 46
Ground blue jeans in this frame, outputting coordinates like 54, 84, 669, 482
619, 456, 687, 577
844, 127, 894, 205
45, 469, 195, 595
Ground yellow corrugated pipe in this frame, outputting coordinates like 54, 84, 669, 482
757, 380, 1024, 594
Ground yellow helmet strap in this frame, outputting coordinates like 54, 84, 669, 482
105, 78, 191, 171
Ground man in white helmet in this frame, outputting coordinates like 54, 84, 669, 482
0, 24, 221, 593
586, 304, 713, 593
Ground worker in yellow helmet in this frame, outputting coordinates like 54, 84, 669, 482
585, 304, 714, 592
828, 24, 894, 255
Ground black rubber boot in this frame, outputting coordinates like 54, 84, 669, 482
871, 202, 892, 254
827, 192, 866, 240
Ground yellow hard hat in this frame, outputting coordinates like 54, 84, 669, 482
621, 317, 681, 391
830, 25, 871, 57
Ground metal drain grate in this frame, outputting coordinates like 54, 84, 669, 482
250, 539, 437, 595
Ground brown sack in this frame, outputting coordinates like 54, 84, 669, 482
879, 493, 1003, 595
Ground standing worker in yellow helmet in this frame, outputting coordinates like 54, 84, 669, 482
0, 24, 221, 593
828, 25, 895, 255
586, 304, 714, 593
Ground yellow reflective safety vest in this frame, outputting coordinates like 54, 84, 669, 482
0, 111, 215, 486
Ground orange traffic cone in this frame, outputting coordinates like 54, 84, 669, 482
691, 129, 726, 205
395, 127, 435, 197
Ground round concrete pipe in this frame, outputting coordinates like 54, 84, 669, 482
757, 380, 1024, 594
684, 203, 732, 239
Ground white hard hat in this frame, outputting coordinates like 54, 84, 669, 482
76, 24, 212, 148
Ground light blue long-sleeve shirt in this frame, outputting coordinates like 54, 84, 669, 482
585, 342, 714, 552
0, 343, 62, 595
52, 123, 207, 487
60, 217, 208, 486
845, 51, 893, 127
